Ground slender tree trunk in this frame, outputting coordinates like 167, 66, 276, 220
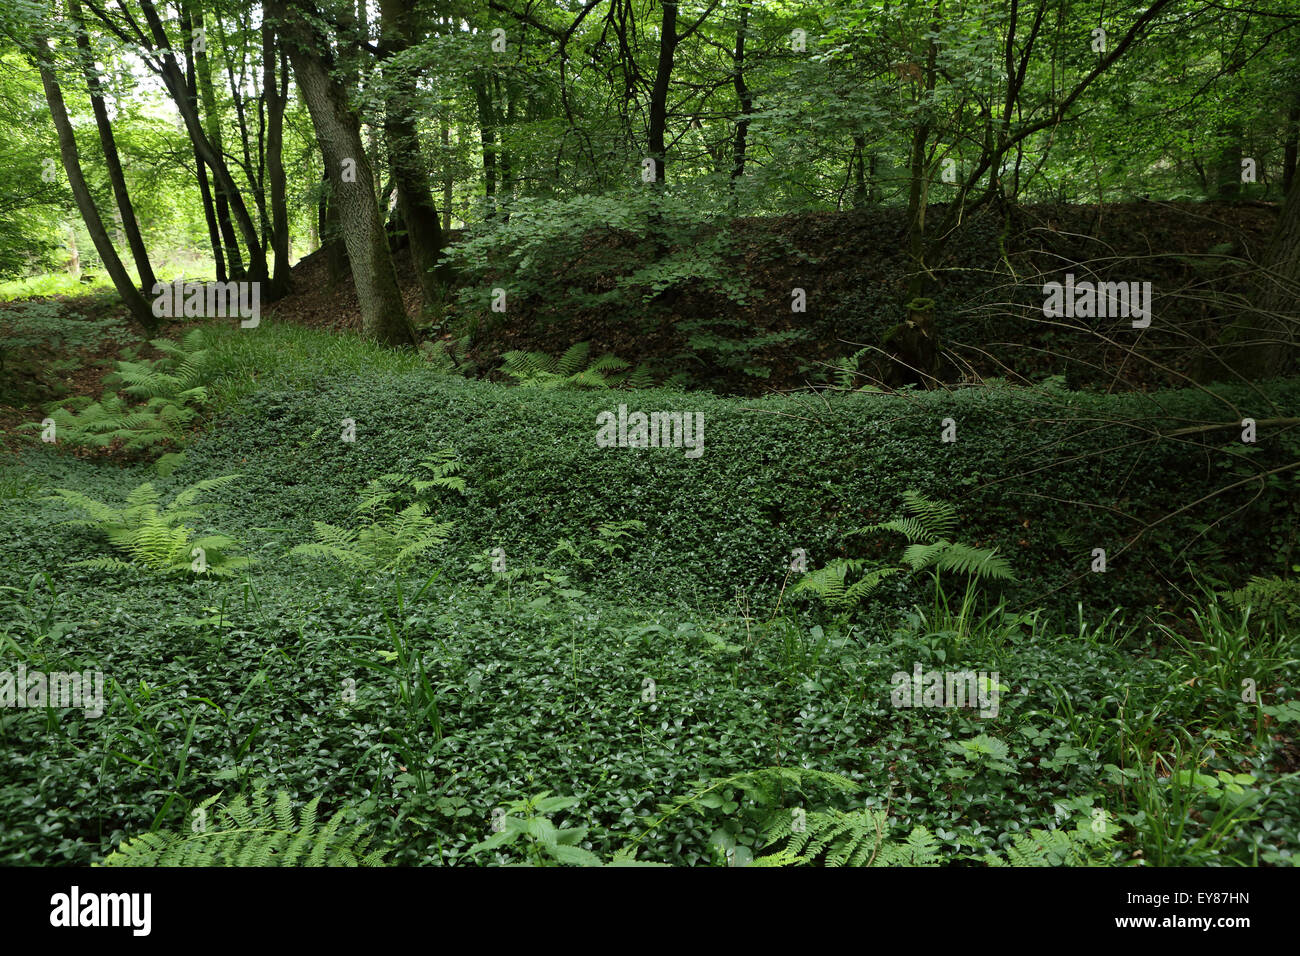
647, 1, 679, 186
1284, 98, 1300, 198
904, 3, 941, 301
321, 170, 349, 286
498, 73, 515, 216
184, 4, 246, 279
472, 74, 498, 218
730, 2, 752, 194
379, 0, 449, 316
264, 22, 292, 299
851, 136, 867, 208
65, 225, 80, 280
68, 0, 156, 292
1214, 50, 1246, 198
442, 121, 453, 231
34, 39, 156, 333
195, 142, 226, 281
135, 0, 267, 280
272, 0, 413, 346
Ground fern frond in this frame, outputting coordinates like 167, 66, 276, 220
99, 785, 389, 867
854, 516, 931, 543
901, 491, 959, 538
934, 543, 1013, 581
170, 473, 242, 510
556, 341, 591, 376
52, 477, 250, 576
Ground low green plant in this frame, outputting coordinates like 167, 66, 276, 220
342, 572, 447, 795
291, 504, 452, 574
0, 467, 40, 501
417, 334, 475, 375
827, 346, 883, 391
470, 792, 662, 866
793, 493, 1012, 622
468, 547, 586, 606
1155, 597, 1299, 700
1225, 572, 1300, 625
291, 459, 462, 574
760, 806, 942, 866
0, 572, 73, 660
1110, 736, 1274, 866
548, 519, 646, 575
99, 786, 388, 866
789, 561, 900, 612
500, 341, 657, 389
358, 449, 468, 509
47, 475, 251, 577
627, 767, 861, 866
677, 317, 810, 380
983, 804, 1120, 866
28, 329, 212, 461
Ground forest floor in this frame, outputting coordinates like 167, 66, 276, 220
1, 206, 1296, 868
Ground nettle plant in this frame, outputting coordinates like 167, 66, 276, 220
48, 475, 252, 577
469, 792, 661, 867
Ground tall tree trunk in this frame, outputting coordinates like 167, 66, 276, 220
195, 140, 226, 281
221, 8, 268, 243
904, 3, 941, 302
647, 0, 679, 186
68, 0, 156, 292
730, 2, 752, 193
442, 121, 453, 231
184, 4, 246, 279
1284, 97, 1300, 198
34, 39, 156, 333
135, 0, 267, 280
264, 22, 292, 299
498, 73, 515, 216
321, 171, 349, 287
272, 0, 413, 346
65, 224, 80, 280
472, 74, 498, 218
851, 136, 867, 208
379, 0, 449, 316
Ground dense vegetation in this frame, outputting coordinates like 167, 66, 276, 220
1, 0, 1298, 870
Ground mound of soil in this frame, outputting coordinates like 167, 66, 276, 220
274, 200, 1281, 394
